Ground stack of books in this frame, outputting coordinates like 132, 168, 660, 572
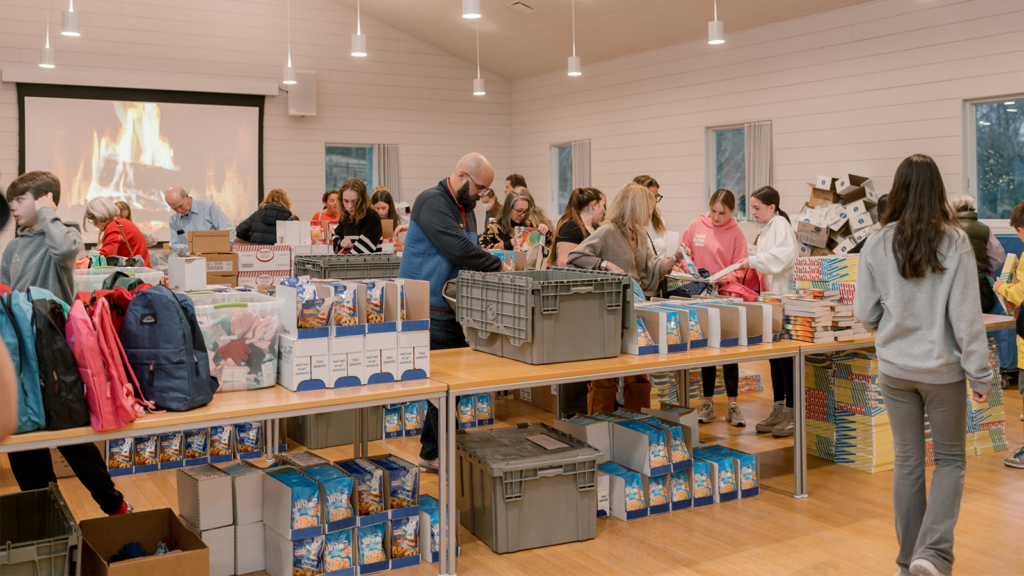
794, 255, 860, 304
831, 351, 894, 474
783, 298, 834, 343
966, 338, 1008, 455
804, 353, 836, 461
830, 303, 856, 341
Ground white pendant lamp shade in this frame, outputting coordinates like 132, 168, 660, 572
61, 1, 79, 37
568, 56, 581, 76
708, 0, 724, 44
473, 78, 486, 96
462, 0, 481, 19
283, 64, 296, 84
351, 33, 366, 57
40, 46, 55, 68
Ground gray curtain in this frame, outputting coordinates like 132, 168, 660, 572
373, 144, 401, 200
744, 120, 773, 198
571, 139, 591, 188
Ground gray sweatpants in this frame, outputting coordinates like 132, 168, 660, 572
879, 373, 968, 576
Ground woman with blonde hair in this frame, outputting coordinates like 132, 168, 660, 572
114, 200, 158, 247
85, 196, 151, 266
236, 188, 296, 245
478, 186, 553, 251
567, 182, 685, 412
333, 178, 382, 254
633, 174, 669, 258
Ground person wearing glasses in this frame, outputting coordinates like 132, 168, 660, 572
398, 152, 513, 473
164, 186, 235, 256
477, 187, 553, 251
633, 175, 669, 259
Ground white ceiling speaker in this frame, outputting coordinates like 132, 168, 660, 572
463, 0, 481, 19
61, 0, 79, 36
288, 70, 318, 117
709, 0, 725, 44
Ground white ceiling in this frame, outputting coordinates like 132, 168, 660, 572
338, 0, 878, 81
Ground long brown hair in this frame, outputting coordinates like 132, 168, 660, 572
261, 188, 291, 209
548, 187, 605, 267
709, 189, 735, 211
883, 154, 958, 279
338, 178, 369, 224
499, 187, 551, 236
371, 186, 401, 229
751, 186, 790, 223
633, 175, 664, 234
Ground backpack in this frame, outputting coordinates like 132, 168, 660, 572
66, 299, 152, 432
30, 290, 90, 430
122, 285, 218, 412
79, 286, 142, 336
0, 292, 46, 434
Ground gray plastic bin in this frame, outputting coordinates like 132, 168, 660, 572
456, 423, 601, 554
286, 407, 383, 449
0, 484, 80, 576
293, 255, 401, 280
452, 268, 632, 364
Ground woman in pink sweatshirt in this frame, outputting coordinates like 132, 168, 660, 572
680, 189, 750, 427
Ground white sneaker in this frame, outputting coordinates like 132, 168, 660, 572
418, 457, 439, 473
697, 400, 716, 423
909, 558, 948, 576
726, 403, 746, 427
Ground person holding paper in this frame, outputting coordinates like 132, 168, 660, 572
681, 189, 749, 427
737, 186, 799, 437
477, 187, 552, 251
164, 186, 235, 256
332, 178, 383, 254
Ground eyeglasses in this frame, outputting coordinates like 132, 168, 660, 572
511, 207, 529, 215
465, 172, 482, 193
655, 194, 664, 204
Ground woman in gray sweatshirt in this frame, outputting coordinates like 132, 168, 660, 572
854, 154, 991, 576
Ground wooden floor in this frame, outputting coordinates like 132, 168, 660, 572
3, 360, 1022, 576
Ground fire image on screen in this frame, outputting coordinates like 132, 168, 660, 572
24, 97, 259, 243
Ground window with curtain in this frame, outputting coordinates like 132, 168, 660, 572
705, 121, 772, 221
326, 145, 373, 192
550, 140, 591, 214
966, 97, 1024, 221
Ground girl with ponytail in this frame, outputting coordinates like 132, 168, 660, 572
548, 187, 606, 267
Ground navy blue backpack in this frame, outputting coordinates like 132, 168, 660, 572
121, 285, 218, 411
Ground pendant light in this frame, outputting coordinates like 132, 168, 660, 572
473, 24, 485, 96
708, 0, 724, 45
567, 0, 581, 76
351, 0, 366, 57
283, 0, 296, 84
462, 0, 481, 19
61, 0, 79, 36
40, 0, 55, 68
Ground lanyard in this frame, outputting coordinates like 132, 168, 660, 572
445, 178, 466, 228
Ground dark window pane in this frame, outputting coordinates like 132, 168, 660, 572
977, 100, 1024, 220
557, 145, 573, 213
326, 146, 373, 192
716, 128, 746, 219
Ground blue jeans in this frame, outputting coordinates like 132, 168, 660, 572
420, 316, 468, 461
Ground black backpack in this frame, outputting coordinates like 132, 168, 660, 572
31, 296, 90, 430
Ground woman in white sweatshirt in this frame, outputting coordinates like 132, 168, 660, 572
738, 186, 799, 436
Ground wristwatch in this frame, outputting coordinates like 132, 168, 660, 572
599, 260, 608, 271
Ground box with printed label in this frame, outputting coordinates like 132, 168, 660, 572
703, 445, 760, 499
693, 449, 738, 504
598, 466, 648, 521
203, 252, 238, 273
188, 230, 231, 254
279, 334, 315, 391
364, 350, 381, 378
220, 461, 264, 524
347, 351, 365, 384
414, 347, 430, 377
234, 244, 292, 271
311, 354, 330, 384
238, 270, 291, 289
796, 221, 829, 248
265, 526, 325, 576
206, 272, 237, 288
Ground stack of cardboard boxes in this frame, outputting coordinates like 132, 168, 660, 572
168, 231, 238, 290
793, 174, 882, 258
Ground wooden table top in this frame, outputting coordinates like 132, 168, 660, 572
1, 379, 446, 449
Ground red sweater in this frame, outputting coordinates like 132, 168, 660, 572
99, 217, 151, 267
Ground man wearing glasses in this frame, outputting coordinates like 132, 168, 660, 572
399, 152, 513, 472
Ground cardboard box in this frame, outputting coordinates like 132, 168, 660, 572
815, 175, 836, 191
702, 445, 760, 499
550, 418, 612, 459
599, 468, 649, 521
610, 421, 673, 477
169, 255, 207, 291
265, 525, 324, 576
596, 473, 610, 518
519, 385, 558, 414
233, 244, 292, 271
234, 522, 266, 576
835, 174, 871, 196
279, 334, 314, 391
202, 252, 238, 273
80, 508, 209, 576
177, 464, 233, 531
221, 461, 264, 525
693, 449, 739, 504
276, 221, 312, 246
188, 230, 231, 255
414, 347, 430, 377
642, 405, 699, 461
206, 272, 237, 288
238, 270, 291, 289
808, 186, 839, 207
181, 518, 234, 576
795, 221, 829, 248
264, 469, 324, 540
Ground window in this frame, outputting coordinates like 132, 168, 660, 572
554, 145, 573, 213
549, 140, 590, 215
326, 145, 373, 191
966, 97, 1024, 222
705, 121, 773, 221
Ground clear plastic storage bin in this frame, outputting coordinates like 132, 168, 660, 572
73, 267, 164, 293
193, 292, 284, 391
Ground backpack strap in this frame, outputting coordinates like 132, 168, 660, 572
113, 218, 136, 258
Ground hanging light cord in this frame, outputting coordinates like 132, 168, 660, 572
571, 0, 576, 57
286, 0, 292, 67
45, 0, 51, 48
714, 0, 718, 21
475, 23, 481, 80
357, 0, 361, 35
69, 0, 73, 13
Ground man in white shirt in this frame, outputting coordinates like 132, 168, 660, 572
164, 187, 235, 255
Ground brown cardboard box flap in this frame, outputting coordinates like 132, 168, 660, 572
202, 252, 239, 273
206, 272, 238, 288
187, 230, 231, 255
80, 508, 209, 576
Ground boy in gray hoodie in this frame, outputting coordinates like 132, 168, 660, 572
1, 171, 132, 516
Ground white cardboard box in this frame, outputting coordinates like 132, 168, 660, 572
264, 471, 324, 540
180, 517, 234, 576
397, 347, 415, 377
347, 351, 365, 383
276, 220, 312, 246
364, 349, 381, 376
238, 270, 291, 289
168, 255, 207, 292
329, 354, 348, 387
279, 335, 312, 391
398, 330, 430, 349
550, 418, 612, 460
235, 522, 266, 576
176, 465, 233, 531
380, 348, 398, 380
234, 244, 292, 271
225, 462, 264, 525
414, 347, 430, 377
310, 354, 329, 384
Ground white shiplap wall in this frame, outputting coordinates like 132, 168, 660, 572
509, 0, 1024, 239
0, 0, 512, 242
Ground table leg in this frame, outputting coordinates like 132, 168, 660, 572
678, 370, 688, 408
438, 396, 449, 576
793, 352, 808, 498
361, 408, 369, 459
446, 393, 458, 575
353, 409, 362, 459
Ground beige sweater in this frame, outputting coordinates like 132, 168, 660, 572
566, 223, 666, 292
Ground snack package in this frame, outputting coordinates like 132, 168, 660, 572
670, 470, 691, 502
293, 535, 325, 576
310, 222, 326, 245
330, 283, 359, 327
391, 516, 419, 558
403, 403, 422, 433
663, 311, 682, 345
598, 463, 645, 511
274, 470, 321, 530
358, 523, 387, 565
692, 460, 713, 499
360, 281, 385, 324
694, 450, 736, 495
637, 318, 654, 347
617, 421, 668, 469
684, 307, 703, 340
458, 396, 475, 424
369, 456, 418, 509
303, 465, 355, 523
398, 280, 407, 322
324, 530, 353, 573
184, 429, 208, 459
648, 474, 668, 506
298, 284, 332, 329
384, 407, 403, 434
704, 446, 758, 491
336, 460, 384, 516
474, 394, 491, 421
640, 417, 688, 464
235, 422, 262, 454
419, 495, 441, 553
210, 425, 233, 456
134, 434, 158, 466
159, 431, 184, 463
108, 438, 133, 469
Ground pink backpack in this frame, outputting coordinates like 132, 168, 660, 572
66, 299, 155, 431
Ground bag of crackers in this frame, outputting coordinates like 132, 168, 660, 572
391, 516, 419, 559
324, 530, 353, 573
357, 523, 387, 565
273, 470, 321, 530
292, 536, 324, 576
303, 465, 355, 523
369, 455, 419, 509
336, 459, 385, 516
